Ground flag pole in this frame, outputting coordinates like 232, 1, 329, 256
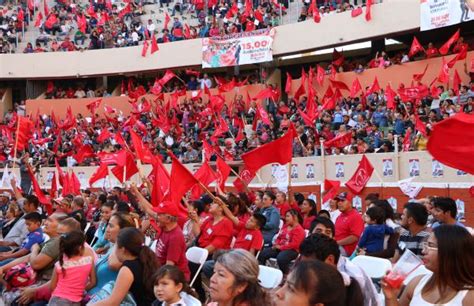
12, 116, 21, 170
287, 162, 292, 205
122, 165, 127, 185
319, 138, 326, 207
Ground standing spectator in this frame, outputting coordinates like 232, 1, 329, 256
333, 192, 364, 256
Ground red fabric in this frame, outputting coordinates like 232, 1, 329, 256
110, 151, 138, 183
322, 179, 341, 203
241, 125, 295, 173
96, 129, 111, 143
452, 69, 461, 93
447, 47, 467, 68
365, 0, 372, 21
44, 14, 57, 29
191, 162, 216, 199
439, 29, 460, 55
303, 215, 316, 230
158, 70, 177, 86
15, 117, 34, 152
350, 78, 362, 98
164, 13, 171, 29
86, 98, 102, 114
367, 77, 381, 94
427, 113, 474, 175
73, 145, 95, 163
34, 12, 43, 27
151, 34, 159, 54
275, 224, 306, 251
323, 132, 352, 148
98, 150, 127, 166
316, 65, 325, 86
130, 130, 155, 164
385, 84, 396, 110
89, 163, 109, 186
149, 159, 170, 206
50, 172, 57, 198
351, 7, 362, 17
332, 49, 344, 67
69, 171, 81, 195
185, 69, 200, 77
329, 79, 350, 91
169, 153, 199, 205
155, 226, 190, 280
233, 167, 255, 192
216, 156, 231, 191
334, 209, 364, 255
426, 47, 439, 58
412, 64, 429, 82
27, 166, 52, 213
43, 0, 49, 16
198, 217, 234, 250
309, 0, 320, 23
276, 202, 291, 218
437, 57, 450, 84
345, 155, 374, 194
233, 224, 264, 251
415, 114, 427, 137
403, 128, 412, 152
141, 40, 149, 57
285, 72, 292, 94
408, 37, 425, 58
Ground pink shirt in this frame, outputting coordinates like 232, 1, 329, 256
52, 255, 94, 302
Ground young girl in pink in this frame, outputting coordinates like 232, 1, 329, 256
49, 231, 96, 306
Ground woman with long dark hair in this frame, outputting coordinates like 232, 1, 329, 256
89, 228, 160, 306
383, 225, 474, 305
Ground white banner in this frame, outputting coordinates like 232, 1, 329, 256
420, 0, 474, 31
202, 29, 275, 68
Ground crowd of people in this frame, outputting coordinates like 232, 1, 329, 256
0, 178, 472, 305
0, 0, 381, 54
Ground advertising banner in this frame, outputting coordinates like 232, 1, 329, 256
202, 29, 275, 68
420, 0, 474, 31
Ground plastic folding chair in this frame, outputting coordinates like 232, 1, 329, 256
258, 265, 283, 289
186, 247, 209, 287
351, 255, 392, 279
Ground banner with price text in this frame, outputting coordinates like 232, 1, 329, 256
420, 0, 474, 31
201, 29, 275, 68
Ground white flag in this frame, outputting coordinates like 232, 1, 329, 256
399, 177, 422, 199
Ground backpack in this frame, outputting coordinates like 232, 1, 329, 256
4, 263, 37, 290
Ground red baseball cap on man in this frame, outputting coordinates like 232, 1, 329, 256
152, 201, 179, 217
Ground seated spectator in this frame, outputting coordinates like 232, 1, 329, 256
356, 205, 394, 255
34, 42, 46, 53
310, 216, 335, 237
91, 201, 114, 253
300, 198, 318, 230
1, 203, 22, 238
152, 265, 200, 306
255, 191, 280, 247
36, 28, 51, 46
275, 191, 291, 218
258, 209, 305, 274
23, 42, 33, 53
59, 36, 76, 52
395, 202, 430, 259
333, 192, 364, 256
431, 197, 465, 228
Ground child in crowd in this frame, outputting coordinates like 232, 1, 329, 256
49, 231, 96, 306
152, 265, 201, 306
0, 212, 44, 266
357, 206, 394, 254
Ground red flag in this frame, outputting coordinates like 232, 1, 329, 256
28, 0, 34, 11
191, 161, 217, 199
241, 125, 295, 173
415, 114, 427, 137
408, 37, 425, 58
233, 167, 255, 192
15, 117, 34, 152
34, 12, 43, 27
323, 132, 352, 148
329, 79, 349, 91
98, 149, 127, 166
218, 78, 236, 93
89, 163, 109, 186
27, 166, 51, 213
322, 179, 340, 203
367, 77, 381, 94
44, 14, 57, 29
86, 98, 102, 114
350, 78, 362, 98
332, 49, 344, 67
413, 64, 429, 82
50, 172, 57, 199
309, 0, 320, 23
427, 113, 474, 175
150, 158, 170, 206
403, 129, 412, 152
385, 84, 397, 110
346, 155, 374, 194
452, 69, 462, 93
111, 151, 138, 183
158, 69, 176, 86
216, 156, 231, 191
316, 65, 325, 86
164, 13, 171, 29
43, 0, 49, 17
130, 130, 155, 164
437, 57, 450, 84
55, 158, 65, 187
439, 29, 460, 55
151, 33, 159, 54
235, 125, 245, 142
169, 153, 199, 204
141, 40, 149, 57
97, 129, 112, 143
73, 145, 95, 164
365, 0, 372, 21
351, 7, 363, 18
114, 132, 127, 148
69, 171, 81, 195
185, 69, 200, 77
285, 72, 292, 94
447, 47, 467, 68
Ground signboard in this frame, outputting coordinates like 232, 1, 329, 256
202, 29, 275, 68
420, 0, 474, 31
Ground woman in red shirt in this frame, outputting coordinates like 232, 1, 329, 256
300, 199, 317, 230
257, 209, 306, 274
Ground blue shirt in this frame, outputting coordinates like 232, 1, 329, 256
88, 246, 118, 295
257, 206, 280, 246
20, 228, 44, 251
431, 221, 465, 229
358, 224, 393, 253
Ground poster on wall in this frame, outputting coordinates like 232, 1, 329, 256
382, 159, 394, 177
420, 0, 474, 31
352, 196, 362, 212
306, 163, 315, 179
432, 160, 444, 177
409, 159, 420, 177
45, 171, 55, 183
456, 169, 467, 176
456, 199, 465, 220
387, 197, 398, 212
202, 29, 275, 68
335, 162, 345, 178
291, 164, 299, 179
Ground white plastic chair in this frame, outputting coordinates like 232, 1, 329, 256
186, 247, 209, 287
258, 265, 283, 289
150, 239, 158, 251
279, 219, 284, 230
181, 291, 202, 306
84, 222, 91, 233
403, 265, 430, 285
145, 236, 151, 246
351, 255, 392, 279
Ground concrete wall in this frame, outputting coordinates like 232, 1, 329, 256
0, 0, 419, 79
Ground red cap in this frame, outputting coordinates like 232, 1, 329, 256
152, 201, 180, 217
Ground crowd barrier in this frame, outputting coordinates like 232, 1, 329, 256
1, 151, 472, 225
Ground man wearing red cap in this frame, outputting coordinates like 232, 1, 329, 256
130, 186, 190, 281
333, 192, 364, 257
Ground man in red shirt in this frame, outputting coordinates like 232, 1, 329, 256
153, 201, 190, 281
333, 192, 364, 256
425, 42, 439, 58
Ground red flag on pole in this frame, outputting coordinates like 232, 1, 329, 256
323, 132, 352, 148
97, 129, 112, 143
316, 65, 325, 86
367, 77, 381, 94
332, 49, 344, 67
130, 130, 155, 164
151, 33, 159, 54
345, 155, 374, 194
86, 98, 102, 114
329, 79, 350, 91
98, 149, 127, 166
412, 64, 429, 82
141, 40, 149, 57
365, 0, 372, 21
350, 78, 362, 98
89, 163, 109, 186
447, 47, 467, 68
164, 13, 171, 29
403, 129, 412, 152
150, 158, 170, 206
15, 117, 34, 152
241, 125, 296, 173
385, 84, 397, 110
408, 37, 425, 58
69, 171, 81, 195
351, 7, 363, 18
285, 72, 292, 94
43, 0, 49, 17
427, 113, 474, 175
110, 151, 138, 183
50, 171, 57, 198
169, 153, 199, 205
452, 69, 462, 94
216, 156, 231, 191
233, 167, 255, 192
73, 145, 95, 164
158, 70, 177, 86
322, 179, 341, 203
191, 162, 217, 199
34, 12, 43, 27
439, 29, 460, 55
27, 166, 52, 213
437, 57, 450, 84
415, 114, 427, 137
